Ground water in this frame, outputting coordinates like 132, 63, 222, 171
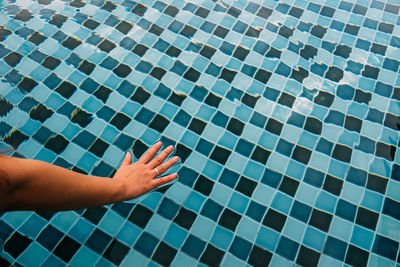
0, 0, 400, 266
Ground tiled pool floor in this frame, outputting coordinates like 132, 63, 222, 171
1, 0, 400, 266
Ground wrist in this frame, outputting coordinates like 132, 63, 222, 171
110, 179, 126, 203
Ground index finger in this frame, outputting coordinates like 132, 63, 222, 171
137, 141, 162, 164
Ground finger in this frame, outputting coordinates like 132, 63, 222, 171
152, 173, 178, 187
120, 152, 132, 166
147, 145, 174, 169
137, 141, 162, 164
153, 156, 179, 174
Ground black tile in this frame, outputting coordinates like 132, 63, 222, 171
164, 5, 179, 17
174, 207, 196, 229
128, 204, 153, 228
332, 144, 352, 163
4, 232, 31, 258
251, 146, 271, 164
82, 206, 107, 224
30, 103, 53, 123
262, 208, 287, 232
149, 114, 169, 133
132, 3, 147, 16
362, 65, 380, 79
278, 92, 296, 108
325, 66, 344, 82
188, 118, 206, 135
149, 24, 164, 36
266, 47, 282, 58
300, 45, 317, 60
78, 60, 95, 75
150, 67, 167, 80
4, 52, 23, 67
45, 134, 69, 154
213, 25, 228, 38
94, 85, 111, 103
4, 129, 29, 148
53, 235, 80, 262
356, 207, 379, 230
194, 175, 214, 196
218, 208, 241, 231
323, 175, 343, 196
131, 86, 150, 104
18, 77, 38, 93
113, 63, 132, 78
42, 56, 61, 70
98, 39, 116, 52
71, 108, 92, 127
311, 24, 327, 38
279, 176, 299, 197
309, 209, 332, 232
345, 244, 369, 267
198, 244, 224, 266
235, 176, 257, 197
334, 44, 352, 58
257, 7, 273, 19
292, 145, 312, 165
247, 245, 272, 267
174, 143, 192, 163
265, 118, 283, 135
110, 113, 131, 131
314, 91, 334, 107
291, 66, 309, 83
304, 117, 322, 135
62, 37, 82, 50
102, 1, 117, 11
366, 174, 388, 194
115, 21, 132, 34
296, 245, 321, 267
376, 142, 396, 161
384, 113, 400, 131
83, 19, 100, 29
132, 44, 149, 56
103, 239, 130, 265
152, 241, 177, 266
55, 81, 77, 99
345, 115, 362, 133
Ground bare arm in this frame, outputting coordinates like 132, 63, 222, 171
0, 142, 178, 211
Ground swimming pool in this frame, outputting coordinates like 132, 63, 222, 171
1, 0, 400, 265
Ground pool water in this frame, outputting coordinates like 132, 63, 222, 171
1, 0, 400, 266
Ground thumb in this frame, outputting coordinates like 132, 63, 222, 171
120, 152, 132, 166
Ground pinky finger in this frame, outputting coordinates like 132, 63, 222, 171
152, 173, 178, 187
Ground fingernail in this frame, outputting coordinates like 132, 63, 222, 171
167, 145, 173, 151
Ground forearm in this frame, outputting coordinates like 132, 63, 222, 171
1, 156, 123, 211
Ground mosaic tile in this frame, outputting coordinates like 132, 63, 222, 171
1, 0, 400, 266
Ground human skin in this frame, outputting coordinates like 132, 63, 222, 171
0, 141, 179, 211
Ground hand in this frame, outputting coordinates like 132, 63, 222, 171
112, 142, 179, 201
